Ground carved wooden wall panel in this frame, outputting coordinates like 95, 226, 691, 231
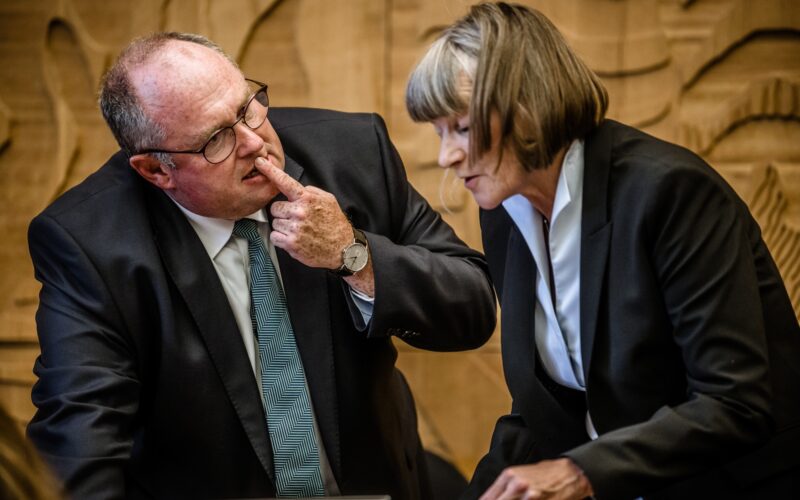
1, 0, 798, 480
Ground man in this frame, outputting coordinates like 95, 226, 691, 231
27, 32, 496, 499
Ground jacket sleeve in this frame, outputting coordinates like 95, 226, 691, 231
566, 162, 774, 498
461, 407, 538, 500
27, 213, 139, 500
362, 113, 497, 351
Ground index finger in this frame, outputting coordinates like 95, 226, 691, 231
256, 157, 305, 201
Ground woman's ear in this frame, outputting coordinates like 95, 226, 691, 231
129, 154, 176, 190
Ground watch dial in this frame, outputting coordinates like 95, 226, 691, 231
343, 244, 369, 272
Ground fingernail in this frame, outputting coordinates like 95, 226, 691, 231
255, 157, 267, 166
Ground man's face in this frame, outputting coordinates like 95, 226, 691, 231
131, 41, 286, 219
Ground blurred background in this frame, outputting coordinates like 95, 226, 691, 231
0, 0, 798, 480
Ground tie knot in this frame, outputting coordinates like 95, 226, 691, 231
233, 218, 260, 242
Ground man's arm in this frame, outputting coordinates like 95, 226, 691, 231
360, 113, 496, 351
27, 213, 139, 499
263, 112, 496, 351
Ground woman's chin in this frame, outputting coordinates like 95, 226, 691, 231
473, 195, 503, 211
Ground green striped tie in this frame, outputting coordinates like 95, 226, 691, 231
233, 218, 325, 497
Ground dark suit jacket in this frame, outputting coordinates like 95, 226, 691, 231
27, 108, 496, 499
466, 120, 800, 499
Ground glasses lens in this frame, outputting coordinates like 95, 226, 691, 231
204, 127, 235, 163
244, 89, 269, 129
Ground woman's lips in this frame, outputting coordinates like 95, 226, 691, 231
464, 175, 479, 189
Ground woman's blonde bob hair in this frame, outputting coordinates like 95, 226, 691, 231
406, 2, 608, 171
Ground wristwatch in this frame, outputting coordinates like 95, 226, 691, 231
333, 228, 369, 276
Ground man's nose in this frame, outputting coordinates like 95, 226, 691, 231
235, 121, 265, 155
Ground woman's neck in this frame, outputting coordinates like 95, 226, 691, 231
520, 147, 567, 220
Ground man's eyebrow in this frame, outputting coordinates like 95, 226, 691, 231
188, 86, 252, 148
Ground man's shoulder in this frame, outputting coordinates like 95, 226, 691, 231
37, 150, 144, 222
270, 107, 393, 167
269, 107, 380, 133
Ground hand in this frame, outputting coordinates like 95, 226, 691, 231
257, 157, 375, 296
480, 458, 593, 500
257, 157, 353, 270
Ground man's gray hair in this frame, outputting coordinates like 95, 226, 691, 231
98, 32, 239, 167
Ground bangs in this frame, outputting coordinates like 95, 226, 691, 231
405, 38, 471, 122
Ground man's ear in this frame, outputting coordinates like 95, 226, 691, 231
129, 154, 175, 190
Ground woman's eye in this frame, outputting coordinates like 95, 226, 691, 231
456, 125, 470, 135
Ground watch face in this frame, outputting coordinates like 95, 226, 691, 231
343, 243, 369, 273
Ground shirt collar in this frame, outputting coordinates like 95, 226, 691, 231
551, 139, 584, 224
502, 139, 584, 231
172, 200, 268, 259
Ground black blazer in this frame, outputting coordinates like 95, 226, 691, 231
467, 120, 800, 499
27, 108, 496, 499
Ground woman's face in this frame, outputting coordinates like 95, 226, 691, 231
432, 111, 529, 210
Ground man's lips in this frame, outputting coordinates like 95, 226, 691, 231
242, 154, 275, 180
242, 168, 262, 180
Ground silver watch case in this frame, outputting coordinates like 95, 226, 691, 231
334, 228, 368, 276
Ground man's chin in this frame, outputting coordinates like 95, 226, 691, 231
234, 189, 280, 217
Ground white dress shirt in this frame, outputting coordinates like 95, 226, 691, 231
173, 204, 374, 494
502, 140, 598, 439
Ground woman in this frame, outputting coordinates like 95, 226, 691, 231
406, 3, 800, 499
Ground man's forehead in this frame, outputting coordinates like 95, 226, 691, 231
135, 72, 247, 107
132, 50, 247, 109
132, 60, 250, 147
158, 39, 225, 68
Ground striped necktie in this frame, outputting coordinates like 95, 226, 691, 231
233, 218, 325, 497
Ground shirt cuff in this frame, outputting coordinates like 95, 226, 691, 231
349, 287, 374, 328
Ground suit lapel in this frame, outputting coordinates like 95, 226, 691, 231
145, 184, 276, 483
502, 221, 587, 452
501, 225, 538, 398
579, 122, 614, 381
277, 155, 342, 480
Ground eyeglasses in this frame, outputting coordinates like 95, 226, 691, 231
138, 78, 269, 164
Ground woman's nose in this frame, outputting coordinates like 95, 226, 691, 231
438, 136, 465, 169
